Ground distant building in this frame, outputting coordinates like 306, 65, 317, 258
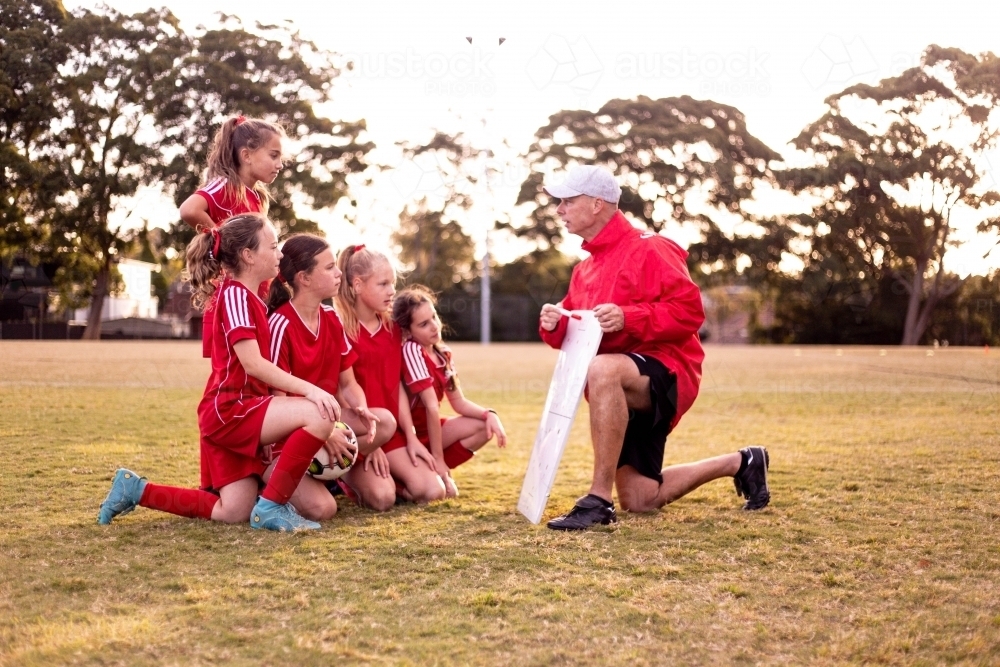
701, 285, 773, 344
0, 257, 53, 323
73, 258, 159, 322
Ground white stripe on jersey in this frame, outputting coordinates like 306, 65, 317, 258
200, 178, 260, 216
268, 312, 289, 363
223, 286, 251, 330
203, 177, 226, 195
403, 340, 430, 383
324, 304, 354, 355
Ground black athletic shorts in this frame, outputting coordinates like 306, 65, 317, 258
617, 353, 678, 484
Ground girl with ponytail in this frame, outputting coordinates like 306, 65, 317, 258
98, 214, 342, 532
335, 245, 446, 505
393, 286, 507, 498
266, 234, 398, 512
179, 115, 286, 358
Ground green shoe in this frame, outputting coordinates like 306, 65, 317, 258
97, 469, 147, 525
250, 498, 321, 532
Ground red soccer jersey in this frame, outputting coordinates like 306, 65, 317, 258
401, 340, 454, 436
197, 278, 272, 437
195, 177, 263, 223
349, 315, 403, 419
196, 178, 268, 358
269, 302, 358, 394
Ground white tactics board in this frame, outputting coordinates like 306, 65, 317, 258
517, 311, 603, 524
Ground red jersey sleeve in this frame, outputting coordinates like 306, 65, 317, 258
402, 340, 435, 394
195, 178, 228, 224
218, 284, 259, 346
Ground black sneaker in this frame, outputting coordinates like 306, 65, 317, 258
546, 494, 617, 530
734, 446, 770, 510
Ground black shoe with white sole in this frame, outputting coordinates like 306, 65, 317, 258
734, 446, 770, 510
546, 494, 618, 530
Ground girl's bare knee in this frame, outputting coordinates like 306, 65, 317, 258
312, 497, 337, 521
213, 501, 252, 523
305, 416, 336, 440
363, 486, 396, 512
372, 411, 397, 447
408, 478, 446, 504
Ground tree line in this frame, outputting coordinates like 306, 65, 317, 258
3, 1, 1000, 344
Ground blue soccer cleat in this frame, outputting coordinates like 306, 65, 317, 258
250, 498, 321, 532
97, 468, 148, 525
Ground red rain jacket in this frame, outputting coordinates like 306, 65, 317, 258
539, 211, 705, 427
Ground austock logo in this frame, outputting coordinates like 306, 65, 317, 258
801, 34, 878, 90
614, 47, 771, 97
340, 45, 498, 99
526, 35, 603, 96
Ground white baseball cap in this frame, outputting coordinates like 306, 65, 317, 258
543, 165, 622, 204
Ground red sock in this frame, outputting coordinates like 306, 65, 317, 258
261, 428, 325, 504
444, 441, 474, 469
140, 484, 218, 520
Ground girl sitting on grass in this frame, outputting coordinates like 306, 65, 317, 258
98, 213, 339, 532
335, 246, 445, 505
392, 285, 507, 498
267, 233, 397, 513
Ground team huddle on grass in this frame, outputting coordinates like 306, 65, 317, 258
98, 114, 771, 533
97, 116, 506, 532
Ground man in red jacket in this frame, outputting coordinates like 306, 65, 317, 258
539, 165, 771, 530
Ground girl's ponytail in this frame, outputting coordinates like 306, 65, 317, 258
334, 244, 394, 341
205, 115, 285, 214
267, 234, 329, 314
334, 245, 364, 341
185, 213, 266, 311
266, 274, 293, 314
186, 230, 222, 311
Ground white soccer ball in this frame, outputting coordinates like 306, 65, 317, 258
307, 421, 358, 482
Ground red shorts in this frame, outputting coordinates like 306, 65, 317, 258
199, 395, 272, 491
381, 429, 407, 454
413, 417, 475, 468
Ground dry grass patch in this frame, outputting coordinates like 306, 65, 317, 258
0, 341, 998, 665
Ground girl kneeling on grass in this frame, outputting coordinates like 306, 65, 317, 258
335, 246, 445, 505
97, 213, 340, 532
393, 285, 507, 498
267, 234, 397, 513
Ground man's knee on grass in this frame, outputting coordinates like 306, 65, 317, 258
616, 469, 664, 513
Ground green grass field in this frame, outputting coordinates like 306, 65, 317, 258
1, 341, 998, 666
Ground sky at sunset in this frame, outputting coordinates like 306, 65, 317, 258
68, 0, 1000, 274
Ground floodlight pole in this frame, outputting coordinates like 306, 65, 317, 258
466, 35, 505, 346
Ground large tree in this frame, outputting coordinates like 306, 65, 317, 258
157, 15, 372, 245
776, 47, 1000, 345
0, 0, 68, 262
511, 95, 782, 276
391, 202, 476, 291
49, 6, 187, 338
390, 131, 490, 290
